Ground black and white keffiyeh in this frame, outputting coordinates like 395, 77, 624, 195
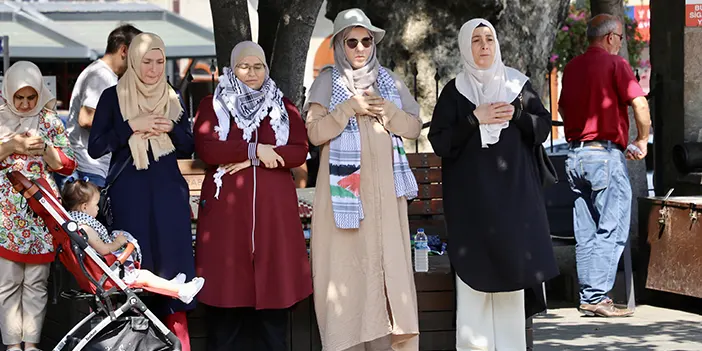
328, 66, 418, 229
211, 67, 290, 198
213, 67, 289, 145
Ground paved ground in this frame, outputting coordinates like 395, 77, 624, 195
534, 305, 702, 350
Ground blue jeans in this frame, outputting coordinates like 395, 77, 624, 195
53, 170, 107, 190
565, 144, 632, 305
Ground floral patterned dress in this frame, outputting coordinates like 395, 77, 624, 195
0, 109, 76, 264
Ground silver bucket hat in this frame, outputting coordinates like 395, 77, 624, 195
331, 8, 386, 45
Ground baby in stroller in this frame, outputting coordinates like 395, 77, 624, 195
60, 179, 204, 304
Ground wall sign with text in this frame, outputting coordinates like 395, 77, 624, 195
625, 5, 650, 41
688, 0, 702, 27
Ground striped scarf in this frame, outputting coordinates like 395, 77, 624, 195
329, 67, 418, 229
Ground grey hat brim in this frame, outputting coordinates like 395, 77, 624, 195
331, 23, 386, 45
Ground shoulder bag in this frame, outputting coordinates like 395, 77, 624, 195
517, 93, 558, 187
98, 155, 132, 230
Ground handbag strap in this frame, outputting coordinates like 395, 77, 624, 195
517, 93, 524, 113
103, 155, 132, 192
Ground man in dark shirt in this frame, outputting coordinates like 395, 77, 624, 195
559, 14, 651, 317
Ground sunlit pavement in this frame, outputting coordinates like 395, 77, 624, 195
534, 305, 702, 350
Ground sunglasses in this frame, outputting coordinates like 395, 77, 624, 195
345, 37, 373, 49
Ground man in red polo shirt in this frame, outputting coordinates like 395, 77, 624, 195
559, 13, 651, 317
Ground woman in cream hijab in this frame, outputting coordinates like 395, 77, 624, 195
306, 8, 422, 351
88, 33, 197, 351
0, 61, 76, 351
428, 19, 558, 350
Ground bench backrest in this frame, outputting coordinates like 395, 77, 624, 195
179, 159, 207, 196
407, 153, 446, 240
180, 153, 573, 241
178, 155, 447, 224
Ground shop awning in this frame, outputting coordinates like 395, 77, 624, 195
0, 2, 215, 61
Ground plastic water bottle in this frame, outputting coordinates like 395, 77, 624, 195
414, 228, 429, 272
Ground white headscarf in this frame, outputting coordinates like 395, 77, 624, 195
0, 61, 56, 141
456, 19, 528, 148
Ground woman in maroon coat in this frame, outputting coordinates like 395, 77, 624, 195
193, 41, 312, 350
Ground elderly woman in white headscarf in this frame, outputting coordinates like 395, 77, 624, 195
0, 61, 76, 351
193, 41, 311, 351
428, 19, 558, 350
305, 8, 422, 351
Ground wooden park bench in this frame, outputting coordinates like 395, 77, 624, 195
406, 153, 455, 350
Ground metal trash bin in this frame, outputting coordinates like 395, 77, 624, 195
643, 196, 702, 298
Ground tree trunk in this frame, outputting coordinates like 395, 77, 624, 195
325, 0, 570, 152
591, 0, 626, 22
590, 0, 647, 289
266, 0, 324, 107
575, 0, 588, 9
210, 0, 252, 71
258, 0, 285, 64
209, 0, 322, 108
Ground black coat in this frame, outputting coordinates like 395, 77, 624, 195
429, 79, 559, 294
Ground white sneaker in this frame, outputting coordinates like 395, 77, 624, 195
177, 277, 205, 304
170, 273, 186, 284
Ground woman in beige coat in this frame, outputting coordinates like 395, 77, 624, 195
305, 8, 422, 351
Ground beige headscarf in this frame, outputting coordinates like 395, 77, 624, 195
229, 41, 269, 74
116, 33, 183, 170
0, 61, 56, 141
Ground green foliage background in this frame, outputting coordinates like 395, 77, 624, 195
551, 5, 646, 71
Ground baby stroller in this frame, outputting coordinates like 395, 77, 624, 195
6, 171, 181, 351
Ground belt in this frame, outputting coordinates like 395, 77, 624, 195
569, 140, 624, 151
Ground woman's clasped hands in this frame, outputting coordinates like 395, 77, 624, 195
221, 144, 285, 175
9, 133, 45, 156
473, 102, 515, 125
348, 91, 385, 119
128, 113, 174, 139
